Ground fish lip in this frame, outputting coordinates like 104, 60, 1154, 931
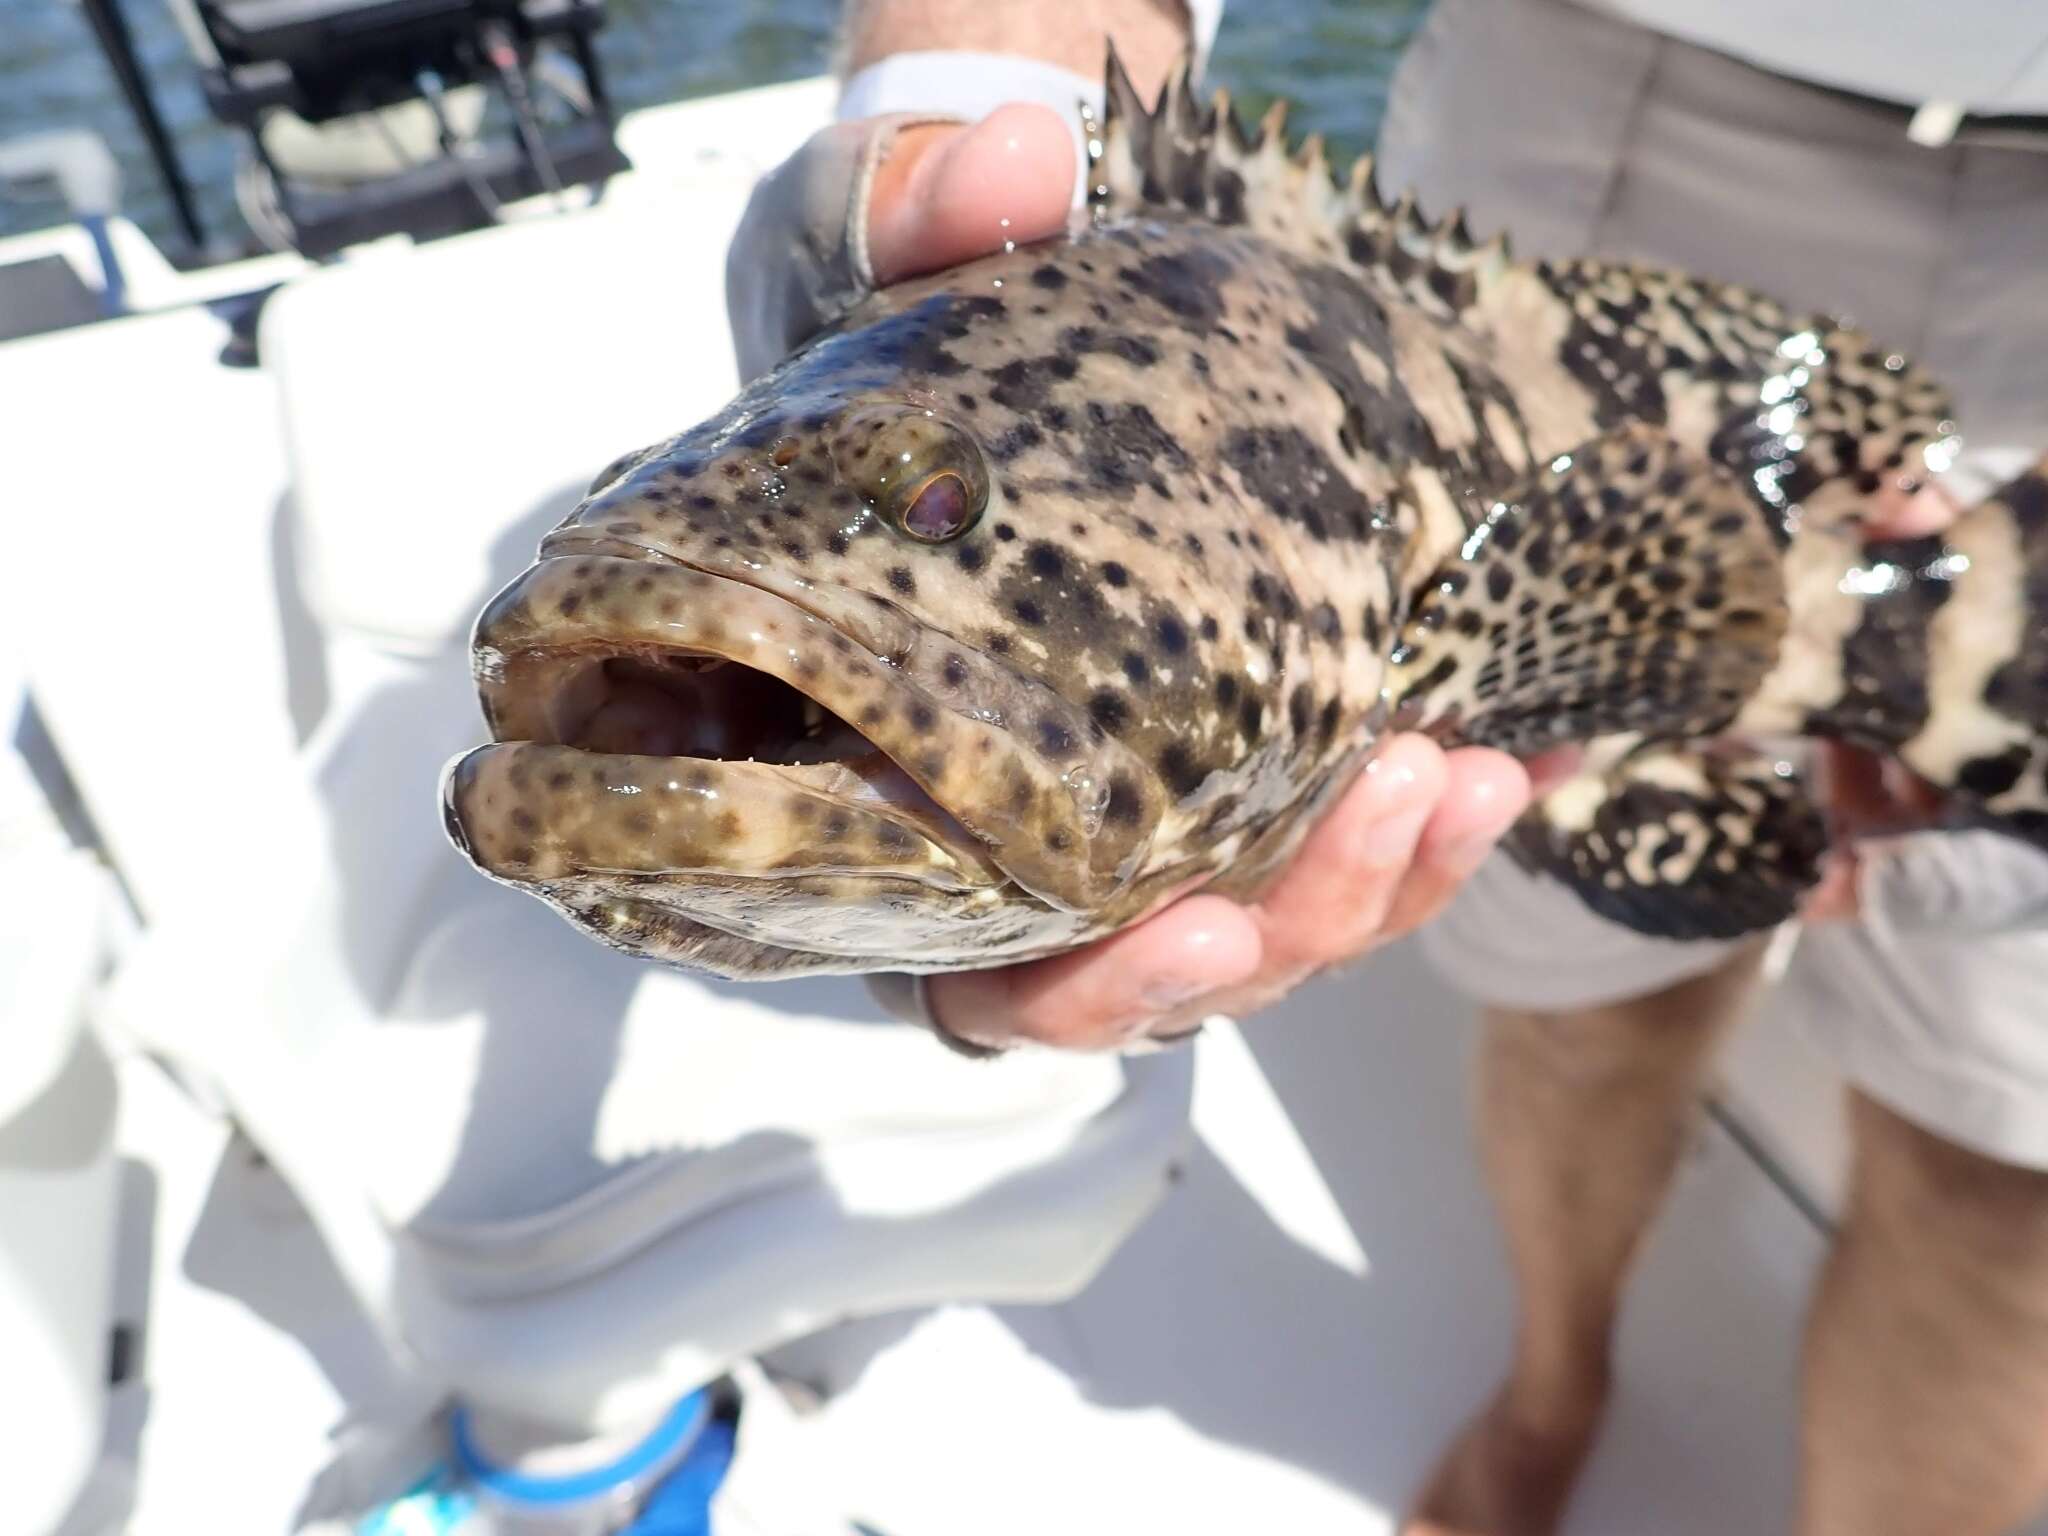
535, 529, 919, 660
441, 740, 1002, 894
460, 552, 998, 876
456, 547, 1143, 913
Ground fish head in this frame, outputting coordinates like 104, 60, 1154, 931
443, 279, 1200, 976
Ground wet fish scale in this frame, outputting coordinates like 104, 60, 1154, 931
549, 221, 1398, 875
442, 52, 2048, 977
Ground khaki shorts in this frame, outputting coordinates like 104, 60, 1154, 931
1383, 0, 2048, 1168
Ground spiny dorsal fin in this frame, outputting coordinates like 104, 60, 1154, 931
1086, 46, 1510, 315
1088, 49, 1961, 535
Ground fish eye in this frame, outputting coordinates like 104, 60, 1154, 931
831, 405, 990, 543
901, 471, 977, 540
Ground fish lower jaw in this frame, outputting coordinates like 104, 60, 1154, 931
550, 887, 1093, 981
457, 552, 1012, 881
443, 736, 995, 887
456, 554, 1151, 929
439, 742, 1100, 978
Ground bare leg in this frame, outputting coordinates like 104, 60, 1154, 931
1405, 943, 1767, 1536
1798, 1092, 2048, 1536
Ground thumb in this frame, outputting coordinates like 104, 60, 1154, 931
866, 102, 1075, 287
1865, 477, 1961, 540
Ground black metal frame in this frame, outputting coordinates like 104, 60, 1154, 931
194, 0, 612, 125
76, 0, 211, 256
77, 0, 626, 264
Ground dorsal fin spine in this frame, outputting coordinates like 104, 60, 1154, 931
1257, 98, 1289, 149
1089, 44, 1515, 302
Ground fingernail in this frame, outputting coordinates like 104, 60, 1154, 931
1357, 763, 1431, 867
1363, 753, 1416, 785
931, 1020, 1006, 1060
1133, 921, 1245, 1014
1361, 802, 1431, 868
920, 980, 1009, 1060
1140, 975, 1214, 1011
1441, 781, 1526, 877
1440, 828, 1508, 879
1150, 1021, 1207, 1045
1125, 1023, 1206, 1056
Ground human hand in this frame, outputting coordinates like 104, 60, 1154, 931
1801, 475, 1966, 923
1802, 744, 1948, 923
863, 104, 1076, 285
920, 737, 1552, 1054
724, 101, 1079, 381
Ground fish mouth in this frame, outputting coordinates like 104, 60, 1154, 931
444, 552, 1142, 958
446, 554, 1001, 892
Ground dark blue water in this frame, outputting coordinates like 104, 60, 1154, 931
0, 0, 1422, 251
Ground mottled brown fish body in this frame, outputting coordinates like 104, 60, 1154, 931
444, 214, 1403, 974
443, 54, 2048, 976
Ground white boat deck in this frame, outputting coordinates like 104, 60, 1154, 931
7, 71, 2019, 1536
94, 947, 1834, 1536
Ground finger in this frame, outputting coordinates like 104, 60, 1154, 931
1816, 740, 1892, 831
924, 893, 1261, 1053
1521, 745, 1583, 798
1249, 734, 1451, 975
1865, 479, 1961, 540
1818, 740, 1942, 835
1880, 757, 1946, 823
867, 103, 1076, 286
1800, 849, 1863, 924
924, 738, 1522, 1051
1135, 739, 1479, 1038
1376, 745, 1533, 939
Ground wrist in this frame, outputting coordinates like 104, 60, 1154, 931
840, 0, 1219, 95
838, 50, 1102, 208
834, 1, 1225, 207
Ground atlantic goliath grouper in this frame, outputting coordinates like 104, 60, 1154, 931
442, 54, 2048, 981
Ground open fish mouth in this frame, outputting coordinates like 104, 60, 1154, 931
443, 554, 1012, 900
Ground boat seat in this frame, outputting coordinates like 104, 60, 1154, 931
0, 666, 124, 1535
104, 117, 1193, 1436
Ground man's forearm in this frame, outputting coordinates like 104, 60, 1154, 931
841, 0, 1192, 100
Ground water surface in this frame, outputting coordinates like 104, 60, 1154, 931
0, 0, 1423, 251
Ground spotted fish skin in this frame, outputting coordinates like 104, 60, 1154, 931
442, 54, 2048, 976
448, 211, 1406, 975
